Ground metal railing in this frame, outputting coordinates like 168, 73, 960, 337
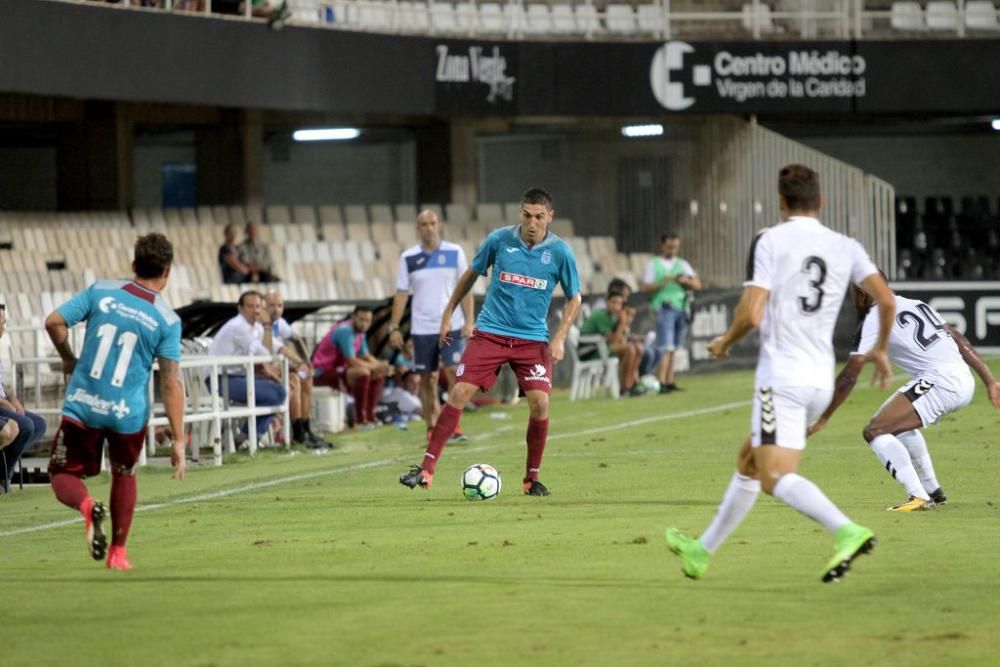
9, 353, 291, 467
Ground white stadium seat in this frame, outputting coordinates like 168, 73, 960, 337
890, 1, 927, 30
479, 2, 505, 32
966, 1, 1000, 30
926, 1, 959, 30
605, 4, 638, 34
525, 4, 553, 35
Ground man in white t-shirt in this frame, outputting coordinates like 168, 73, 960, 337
388, 210, 474, 442
641, 233, 701, 393
208, 291, 287, 442
808, 282, 1000, 510
265, 290, 328, 450
665, 164, 896, 584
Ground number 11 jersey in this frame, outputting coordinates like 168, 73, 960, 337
58, 279, 182, 433
744, 216, 878, 391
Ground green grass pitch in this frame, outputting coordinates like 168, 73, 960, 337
4, 363, 1000, 666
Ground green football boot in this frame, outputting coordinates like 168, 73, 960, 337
822, 523, 876, 583
665, 528, 710, 580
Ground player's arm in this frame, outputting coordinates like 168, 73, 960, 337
707, 285, 768, 359
44, 310, 78, 376
809, 355, 866, 436
460, 292, 475, 338
550, 293, 582, 363
945, 323, 1000, 407
858, 273, 895, 389
388, 291, 409, 349
439, 268, 480, 346
158, 358, 186, 480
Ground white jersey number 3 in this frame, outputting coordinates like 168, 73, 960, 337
798, 256, 828, 314
89, 323, 139, 387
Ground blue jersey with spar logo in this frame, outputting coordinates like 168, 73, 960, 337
470, 225, 580, 342
57, 279, 182, 433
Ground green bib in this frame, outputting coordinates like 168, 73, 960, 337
651, 258, 687, 311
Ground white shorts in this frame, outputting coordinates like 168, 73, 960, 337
898, 368, 975, 427
751, 385, 832, 450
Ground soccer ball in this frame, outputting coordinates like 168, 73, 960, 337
461, 464, 502, 501
639, 374, 661, 394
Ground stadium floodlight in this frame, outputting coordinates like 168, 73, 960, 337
293, 128, 362, 142
992, 118, 1000, 131
621, 124, 664, 138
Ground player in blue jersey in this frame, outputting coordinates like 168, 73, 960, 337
45, 233, 185, 571
400, 188, 582, 495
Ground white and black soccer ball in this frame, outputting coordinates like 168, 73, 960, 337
461, 463, 502, 501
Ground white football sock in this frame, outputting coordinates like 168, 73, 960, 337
699, 471, 760, 554
772, 473, 850, 534
896, 429, 941, 495
869, 434, 930, 500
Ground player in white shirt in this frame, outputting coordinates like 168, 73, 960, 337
388, 210, 475, 442
808, 283, 1000, 510
264, 290, 329, 450
665, 164, 896, 584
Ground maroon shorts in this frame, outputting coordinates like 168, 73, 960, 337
455, 329, 553, 395
313, 365, 348, 390
48, 417, 147, 478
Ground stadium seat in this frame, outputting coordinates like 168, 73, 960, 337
503, 202, 521, 223
926, 1, 959, 29
344, 204, 369, 224
575, 4, 602, 34
420, 203, 445, 220
369, 203, 394, 223
266, 205, 291, 224
370, 221, 396, 243
394, 203, 418, 222
503, 2, 528, 34
359, 1, 392, 30
965, 0, 1000, 29
445, 202, 471, 222
566, 326, 620, 400
551, 218, 576, 237
455, 2, 478, 31
605, 4, 638, 34
550, 4, 577, 33
890, 1, 927, 29
525, 4, 554, 35
430, 3, 460, 32
291, 205, 317, 225
346, 221, 372, 241
637, 3, 665, 36
396, 2, 431, 32
478, 2, 505, 32
476, 203, 504, 223
394, 221, 418, 245
741, 2, 783, 34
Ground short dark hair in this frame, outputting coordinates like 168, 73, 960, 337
352, 304, 372, 315
134, 233, 173, 279
238, 290, 262, 307
608, 277, 631, 294
606, 289, 626, 301
521, 187, 553, 209
779, 164, 821, 212
660, 232, 679, 243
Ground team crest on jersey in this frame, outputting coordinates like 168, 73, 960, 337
438, 254, 446, 265
500, 272, 547, 290
456, 363, 465, 377
541, 250, 552, 265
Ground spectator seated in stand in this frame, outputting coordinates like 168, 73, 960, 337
579, 287, 644, 396
219, 223, 253, 284
312, 305, 392, 430
239, 221, 280, 283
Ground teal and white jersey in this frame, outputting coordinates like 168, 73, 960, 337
470, 225, 580, 342
57, 279, 182, 433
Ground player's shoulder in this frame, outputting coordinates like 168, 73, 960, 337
88, 278, 129, 294
400, 243, 423, 257
152, 295, 180, 328
439, 240, 463, 252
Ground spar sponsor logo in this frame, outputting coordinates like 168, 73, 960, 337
650, 41, 867, 110
500, 272, 547, 290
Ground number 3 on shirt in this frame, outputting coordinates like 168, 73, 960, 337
89, 323, 139, 387
798, 256, 827, 314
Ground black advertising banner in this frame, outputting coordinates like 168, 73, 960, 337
4, 0, 1000, 116
893, 282, 1000, 354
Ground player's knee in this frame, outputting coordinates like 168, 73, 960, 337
112, 463, 137, 478
862, 422, 882, 443
528, 396, 549, 419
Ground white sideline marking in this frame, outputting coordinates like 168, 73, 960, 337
0, 384, 893, 540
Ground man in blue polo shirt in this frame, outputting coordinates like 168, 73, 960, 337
400, 187, 582, 496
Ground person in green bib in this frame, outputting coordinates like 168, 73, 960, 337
579, 288, 644, 396
642, 232, 702, 393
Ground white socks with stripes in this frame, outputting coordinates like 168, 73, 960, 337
869, 434, 929, 500
699, 471, 760, 553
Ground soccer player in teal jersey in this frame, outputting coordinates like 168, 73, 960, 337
400, 187, 582, 495
45, 233, 186, 571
